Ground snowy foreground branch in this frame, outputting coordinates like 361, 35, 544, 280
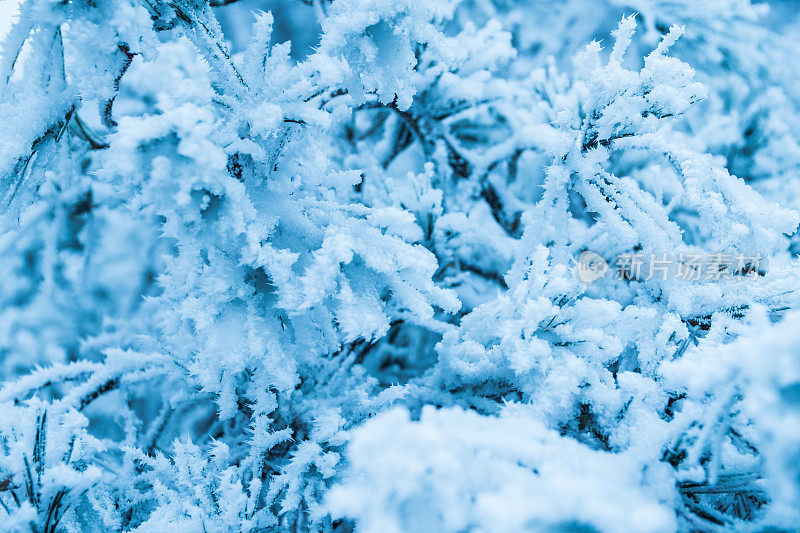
1, 0, 800, 531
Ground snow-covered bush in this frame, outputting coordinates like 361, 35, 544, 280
1, 0, 800, 530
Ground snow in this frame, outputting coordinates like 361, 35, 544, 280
1, 0, 800, 531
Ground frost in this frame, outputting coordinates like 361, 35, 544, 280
1, 0, 800, 531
